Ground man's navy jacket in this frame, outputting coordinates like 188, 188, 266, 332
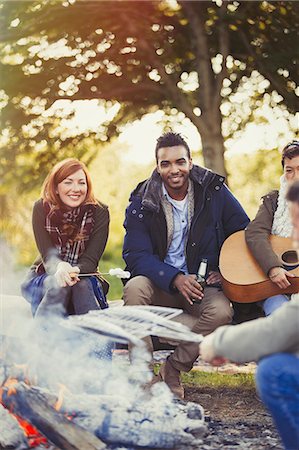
123, 165, 249, 293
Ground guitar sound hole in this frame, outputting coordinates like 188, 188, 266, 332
281, 250, 299, 265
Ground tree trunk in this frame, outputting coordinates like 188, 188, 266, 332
191, 108, 227, 179
201, 131, 227, 178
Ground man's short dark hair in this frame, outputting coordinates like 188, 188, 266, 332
281, 140, 299, 167
286, 180, 299, 205
155, 132, 191, 162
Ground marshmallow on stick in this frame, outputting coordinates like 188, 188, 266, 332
108, 268, 131, 279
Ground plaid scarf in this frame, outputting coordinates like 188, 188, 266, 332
44, 201, 96, 265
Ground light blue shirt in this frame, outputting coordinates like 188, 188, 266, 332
162, 184, 189, 273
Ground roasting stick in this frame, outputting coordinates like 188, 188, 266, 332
70, 268, 130, 279
72, 272, 102, 277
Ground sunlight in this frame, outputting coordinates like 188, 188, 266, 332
119, 111, 201, 165
48, 97, 297, 165
45, 99, 120, 136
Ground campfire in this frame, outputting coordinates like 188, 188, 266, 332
0, 306, 207, 450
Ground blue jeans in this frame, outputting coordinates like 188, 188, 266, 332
256, 354, 299, 450
21, 271, 108, 316
35, 278, 102, 318
261, 295, 289, 316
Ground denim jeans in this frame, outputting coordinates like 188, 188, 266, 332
256, 353, 299, 450
22, 270, 108, 316
34, 277, 100, 317
261, 295, 289, 316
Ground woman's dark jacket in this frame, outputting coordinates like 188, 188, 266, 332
123, 165, 249, 293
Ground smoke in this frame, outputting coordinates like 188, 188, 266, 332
1, 252, 206, 448
0, 239, 27, 296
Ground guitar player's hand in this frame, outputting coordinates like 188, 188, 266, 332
268, 266, 294, 289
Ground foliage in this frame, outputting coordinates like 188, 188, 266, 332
100, 253, 125, 301
1, 0, 298, 185
227, 148, 282, 219
0, 188, 37, 265
89, 140, 153, 249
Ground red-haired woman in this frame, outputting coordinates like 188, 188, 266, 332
21, 158, 110, 319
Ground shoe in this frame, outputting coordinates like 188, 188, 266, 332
153, 358, 184, 400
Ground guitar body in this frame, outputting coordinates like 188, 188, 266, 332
219, 230, 299, 303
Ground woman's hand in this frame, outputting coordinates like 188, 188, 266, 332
54, 261, 80, 287
268, 266, 294, 289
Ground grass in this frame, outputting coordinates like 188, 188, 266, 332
99, 249, 125, 300
153, 364, 255, 389
182, 370, 255, 389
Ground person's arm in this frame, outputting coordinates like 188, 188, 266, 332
32, 200, 61, 273
245, 194, 281, 275
77, 203, 109, 273
123, 200, 181, 293
201, 299, 299, 363
245, 193, 293, 288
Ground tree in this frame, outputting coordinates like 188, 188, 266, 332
1, 0, 298, 187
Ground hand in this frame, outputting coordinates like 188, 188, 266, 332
172, 273, 204, 305
199, 333, 228, 365
54, 262, 80, 287
268, 266, 294, 289
206, 270, 222, 286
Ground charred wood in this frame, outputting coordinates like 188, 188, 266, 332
1, 382, 106, 450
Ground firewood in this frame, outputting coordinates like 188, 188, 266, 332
1, 382, 106, 450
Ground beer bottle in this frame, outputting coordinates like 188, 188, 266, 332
192, 258, 208, 304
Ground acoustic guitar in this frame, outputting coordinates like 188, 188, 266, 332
219, 230, 299, 303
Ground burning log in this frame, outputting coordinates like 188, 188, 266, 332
0, 403, 27, 450
1, 382, 106, 450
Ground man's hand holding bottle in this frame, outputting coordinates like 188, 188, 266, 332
172, 273, 204, 305
172, 258, 222, 305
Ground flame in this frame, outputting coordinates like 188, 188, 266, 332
0, 376, 18, 402
15, 414, 49, 447
0, 376, 48, 447
54, 383, 70, 411
0, 373, 74, 447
